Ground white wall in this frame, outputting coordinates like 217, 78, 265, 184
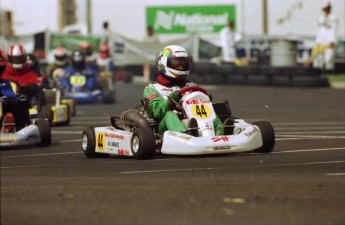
1, 0, 344, 41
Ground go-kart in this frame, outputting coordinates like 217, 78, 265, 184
81, 86, 275, 160
62, 71, 115, 104
0, 98, 51, 148
29, 88, 76, 126
10, 81, 75, 126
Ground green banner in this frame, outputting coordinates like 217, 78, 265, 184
48, 32, 100, 53
146, 5, 236, 34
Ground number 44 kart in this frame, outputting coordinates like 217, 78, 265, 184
81, 86, 275, 160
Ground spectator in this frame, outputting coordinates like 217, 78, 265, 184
101, 21, 111, 45
304, 1, 338, 71
219, 20, 247, 66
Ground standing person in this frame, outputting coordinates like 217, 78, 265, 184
143, 45, 233, 137
304, 2, 338, 71
101, 21, 111, 45
219, 20, 247, 66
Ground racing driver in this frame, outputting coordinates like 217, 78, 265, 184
143, 45, 233, 137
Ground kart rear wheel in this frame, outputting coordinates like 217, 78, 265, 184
102, 89, 115, 104
253, 121, 275, 153
40, 105, 54, 126
131, 127, 156, 160
82, 126, 109, 158
36, 119, 51, 146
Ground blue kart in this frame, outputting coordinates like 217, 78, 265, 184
60, 70, 116, 104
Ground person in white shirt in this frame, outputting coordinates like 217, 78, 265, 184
219, 20, 247, 66
304, 2, 338, 70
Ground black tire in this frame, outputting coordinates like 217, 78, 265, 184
131, 127, 156, 160
81, 126, 108, 158
36, 119, 51, 146
40, 105, 54, 126
102, 89, 115, 104
253, 121, 275, 153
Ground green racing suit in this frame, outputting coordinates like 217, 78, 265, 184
143, 81, 223, 135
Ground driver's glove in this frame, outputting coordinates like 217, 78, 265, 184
169, 90, 181, 102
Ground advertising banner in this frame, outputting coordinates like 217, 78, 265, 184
48, 32, 100, 53
146, 5, 236, 34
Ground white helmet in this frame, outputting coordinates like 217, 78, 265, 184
7, 44, 28, 71
158, 45, 190, 81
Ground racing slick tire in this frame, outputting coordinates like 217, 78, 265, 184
82, 126, 109, 158
40, 105, 54, 126
102, 89, 115, 104
36, 118, 51, 147
131, 127, 156, 160
253, 121, 275, 153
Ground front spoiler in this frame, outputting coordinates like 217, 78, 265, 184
0, 124, 41, 147
161, 125, 263, 155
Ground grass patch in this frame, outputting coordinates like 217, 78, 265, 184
323, 74, 345, 83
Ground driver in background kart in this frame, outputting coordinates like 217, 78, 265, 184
0, 48, 31, 133
143, 45, 233, 137
2, 44, 46, 108
60, 50, 98, 91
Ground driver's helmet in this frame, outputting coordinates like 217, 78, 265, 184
71, 50, 85, 69
0, 48, 7, 75
54, 47, 68, 66
7, 44, 28, 72
79, 41, 93, 56
157, 45, 190, 82
99, 44, 110, 59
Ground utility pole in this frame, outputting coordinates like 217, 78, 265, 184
86, 0, 92, 34
262, 0, 268, 34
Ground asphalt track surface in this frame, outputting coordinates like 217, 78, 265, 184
1, 82, 345, 225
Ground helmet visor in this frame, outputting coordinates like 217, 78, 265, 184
167, 57, 190, 71
8, 55, 27, 65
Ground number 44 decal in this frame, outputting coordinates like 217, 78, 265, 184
191, 104, 211, 119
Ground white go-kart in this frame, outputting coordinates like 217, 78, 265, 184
82, 86, 275, 160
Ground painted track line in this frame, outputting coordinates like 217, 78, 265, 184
120, 160, 345, 174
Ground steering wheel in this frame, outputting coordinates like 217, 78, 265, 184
178, 86, 208, 96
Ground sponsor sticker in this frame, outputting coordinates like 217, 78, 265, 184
243, 127, 258, 137
211, 136, 229, 142
96, 131, 105, 151
213, 146, 231, 150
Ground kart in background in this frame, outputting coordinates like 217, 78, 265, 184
63, 71, 115, 104
10, 81, 75, 126
81, 86, 275, 160
0, 99, 51, 148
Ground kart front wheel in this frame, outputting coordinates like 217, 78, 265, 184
131, 127, 156, 160
82, 126, 108, 158
36, 119, 51, 147
253, 121, 275, 153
